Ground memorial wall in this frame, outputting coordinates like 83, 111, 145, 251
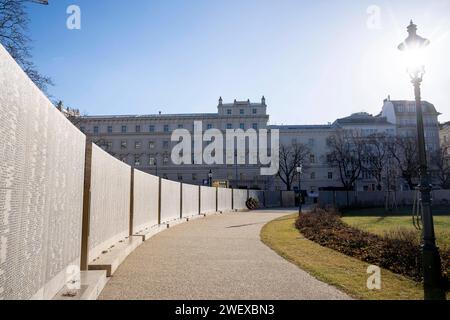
88, 145, 131, 261
132, 169, 159, 234
0, 43, 272, 300
0, 45, 86, 300
160, 179, 181, 223
218, 188, 232, 212
233, 189, 248, 210
182, 184, 200, 218
200, 186, 217, 214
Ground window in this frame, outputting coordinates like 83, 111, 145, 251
310, 154, 316, 164
192, 173, 197, 181
227, 109, 232, 115
107, 126, 113, 134
134, 155, 141, 166
163, 156, 169, 165
310, 172, 316, 180
240, 109, 244, 115
149, 157, 156, 166
106, 141, 113, 150
328, 172, 333, 180
252, 123, 258, 130
326, 154, 333, 163
252, 108, 257, 114
135, 141, 142, 149
149, 141, 155, 149
240, 123, 245, 130
163, 141, 169, 149
207, 124, 213, 130
149, 125, 155, 133
135, 125, 141, 133
164, 125, 169, 132
121, 125, 127, 133
177, 174, 183, 181
121, 140, 127, 149
178, 124, 183, 129
227, 124, 233, 130
94, 126, 99, 135
308, 138, 315, 147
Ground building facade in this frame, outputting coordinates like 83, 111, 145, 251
382, 97, 441, 153
440, 122, 450, 167
74, 96, 442, 193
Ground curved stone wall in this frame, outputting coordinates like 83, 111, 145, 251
132, 169, 159, 234
0, 45, 86, 300
218, 188, 232, 212
0, 43, 274, 300
233, 189, 248, 210
160, 179, 181, 223
200, 187, 217, 214
88, 145, 131, 261
182, 184, 200, 218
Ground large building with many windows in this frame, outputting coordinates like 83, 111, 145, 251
440, 121, 450, 167
73, 96, 442, 193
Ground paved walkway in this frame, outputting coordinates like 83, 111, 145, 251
99, 210, 350, 300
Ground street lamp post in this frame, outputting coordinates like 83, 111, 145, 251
398, 21, 445, 300
296, 165, 303, 215
208, 170, 213, 187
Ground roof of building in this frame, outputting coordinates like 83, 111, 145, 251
333, 112, 391, 126
268, 124, 335, 130
386, 100, 440, 115
440, 121, 450, 130
80, 113, 220, 120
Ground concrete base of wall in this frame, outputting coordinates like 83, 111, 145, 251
135, 224, 168, 241
53, 270, 107, 300
166, 218, 189, 228
88, 237, 143, 277
186, 215, 204, 222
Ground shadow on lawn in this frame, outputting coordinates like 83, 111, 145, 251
341, 206, 450, 217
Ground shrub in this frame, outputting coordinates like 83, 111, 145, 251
295, 208, 450, 284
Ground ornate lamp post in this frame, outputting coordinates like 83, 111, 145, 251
208, 169, 213, 187
296, 165, 303, 215
398, 20, 445, 300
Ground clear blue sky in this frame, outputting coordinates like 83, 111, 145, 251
26, 0, 450, 124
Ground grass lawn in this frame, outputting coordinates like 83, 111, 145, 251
341, 209, 450, 251
261, 214, 426, 300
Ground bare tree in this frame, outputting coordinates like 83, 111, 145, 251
326, 130, 364, 191
278, 143, 310, 191
388, 136, 419, 190
0, 0, 53, 94
430, 147, 450, 189
363, 133, 393, 190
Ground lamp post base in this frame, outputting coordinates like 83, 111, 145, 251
422, 245, 446, 300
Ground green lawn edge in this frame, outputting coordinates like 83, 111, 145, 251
260, 214, 427, 300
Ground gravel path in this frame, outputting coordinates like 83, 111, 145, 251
99, 210, 350, 300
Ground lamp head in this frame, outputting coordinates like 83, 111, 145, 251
398, 20, 430, 51
397, 20, 430, 80
296, 165, 303, 174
